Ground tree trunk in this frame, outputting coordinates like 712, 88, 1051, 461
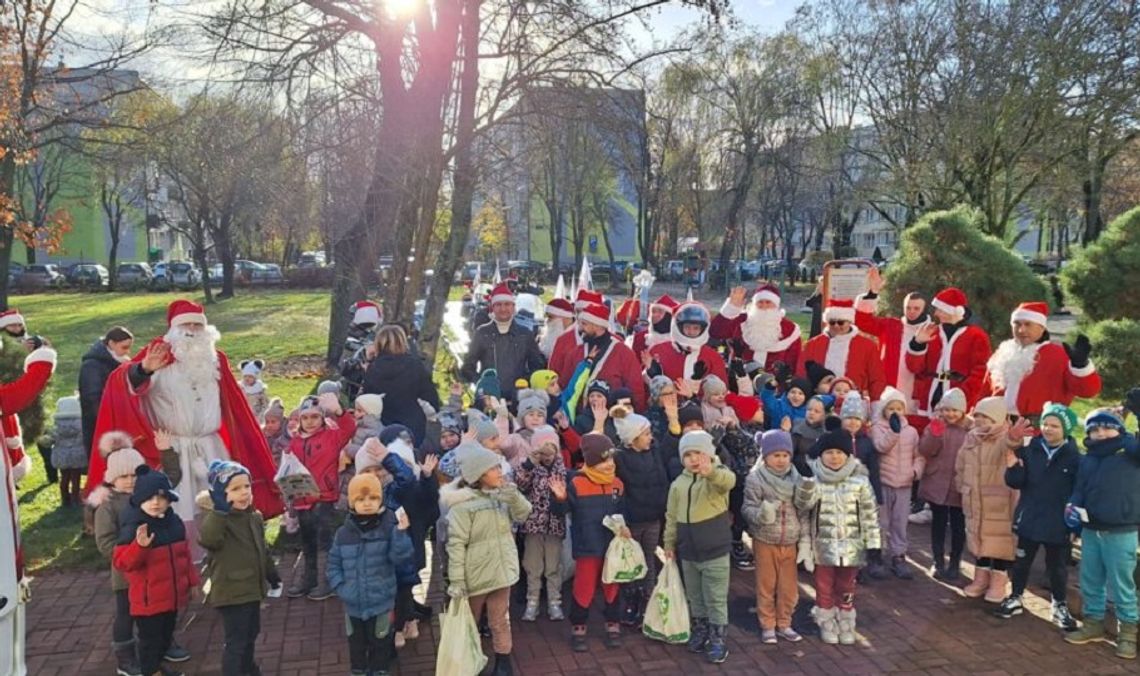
217, 215, 237, 299
1081, 168, 1104, 245
718, 143, 757, 275
194, 238, 214, 304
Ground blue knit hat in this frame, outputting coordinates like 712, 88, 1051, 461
1084, 409, 1124, 434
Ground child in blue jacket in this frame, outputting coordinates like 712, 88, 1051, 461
329, 473, 414, 676
760, 378, 811, 431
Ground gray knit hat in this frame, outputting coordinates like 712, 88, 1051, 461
474, 418, 500, 443
701, 375, 728, 398
839, 396, 868, 421
648, 375, 674, 402
678, 430, 716, 461
516, 395, 548, 422
455, 441, 503, 484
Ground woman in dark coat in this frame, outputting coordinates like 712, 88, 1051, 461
360, 324, 441, 446
78, 327, 134, 456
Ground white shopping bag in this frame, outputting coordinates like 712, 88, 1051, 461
601, 514, 647, 584
435, 598, 488, 676
273, 452, 319, 501
642, 552, 691, 644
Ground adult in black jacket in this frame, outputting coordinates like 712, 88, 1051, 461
361, 325, 440, 446
458, 284, 545, 401
77, 327, 134, 455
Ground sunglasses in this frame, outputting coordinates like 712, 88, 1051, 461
827, 320, 851, 326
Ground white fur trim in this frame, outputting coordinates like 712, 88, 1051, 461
170, 312, 207, 327
855, 294, 877, 314
13, 453, 30, 483
930, 298, 964, 321
545, 305, 573, 319
6, 436, 22, 450
718, 298, 744, 320
1010, 308, 1048, 327
752, 290, 781, 307
823, 306, 856, 323
0, 312, 25, 329
1070, 361, 1095, 378
24, 346, 57, 371
579, 310, 610, 328
353, 304, 381, 326
824, 331, 855, 376
490, 292, 515, 305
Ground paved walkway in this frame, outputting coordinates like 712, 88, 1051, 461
26, 524, 1131, 675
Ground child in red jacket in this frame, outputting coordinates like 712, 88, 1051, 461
286, 392, 357, 600
113, 466, 200, 676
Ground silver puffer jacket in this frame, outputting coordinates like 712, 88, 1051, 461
805, 457, 881, 567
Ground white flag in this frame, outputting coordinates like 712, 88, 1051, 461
578, 257, 593, 292
554, 274, 566, 299
493, 261, 502, 284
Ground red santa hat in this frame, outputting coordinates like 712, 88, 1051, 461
727, 393, 762, 423
489, 283, 515, 305
615, 298, 641, 331
751, 283, 781, 307
545, 297, 574, 319
0, 309, 25, 330
167, 299, 207, 327
823, 298, 856, 324
650, 294, 679, 315
931, 287, 968, 322
575, 288, 605, 311
1010, 301, 1049, 328
578, 302, 611, 328
352, 300, 382, 326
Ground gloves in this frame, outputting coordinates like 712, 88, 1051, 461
1063, 504, 1082, 531
729, 358, 746, 380
209, 482, 232, 513
1063, 334, 1092, 369
928, 418, 946, 437
692, 361, 708, 381
759, 499, 779, 525
889, 413, 902, 434
160, 448, 182, 487
774, 361, 792, 389
447, 585, 467, 599
646, 358, 663, 379
796, 539, 815, 573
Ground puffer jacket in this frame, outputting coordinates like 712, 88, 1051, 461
916, 416, 972, 507
47, 416, 87, 470
78, 339, 123, 455
1071, 433, 1140, 533
558, 473, 627, 558
328, 510, 414, 619
197, 498, 280, 607
871, 417, 923, 488
92, 488, 132, 591
955, 421, 1020, 560
663, 463, 736, 563
614, 443, 671, 524
805, 456, 881, 567
113, 537, 200, 616
741, 463, 816, 546
515, 456, 567, 537
1005, 436, 1080, 545
289, 410, 357, 509
443, 482, 532, 596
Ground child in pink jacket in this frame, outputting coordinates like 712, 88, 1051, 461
871, 386, 922, 579
496, 390, 552, 469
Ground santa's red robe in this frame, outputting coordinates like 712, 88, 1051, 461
797, 332, 887, 400
981, 340, 1101, 418
552, 332, 647, 411
84, 338, 284, 518
855, 295, 920, 407
2, 415, 24, 477
628, 327, 669, 361
648, 342, 729, 385
709, 307, 802, 372
905, 324, 991, 414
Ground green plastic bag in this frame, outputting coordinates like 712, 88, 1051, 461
435, 598, 488, 676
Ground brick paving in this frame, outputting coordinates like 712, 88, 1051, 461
27, 524, 1131, 675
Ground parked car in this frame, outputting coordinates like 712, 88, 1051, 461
663, 259, 684, 281
20, 264, 65, 288
209, 264, 224, 285
168, 261, 202, 289
7, 262, 24, 287
149, 262, 171, 290
70, 264, 109, 288
117, 262, 153, 288
298, 251, 326, 268
250, 263, 284, 285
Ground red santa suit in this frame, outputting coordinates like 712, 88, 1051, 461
981, 302, 1101, 417
855, 293, 923, 410
797, 300, 887, 400
709, 284, 801, 371
648, 301, 729, 385
904, 289, 992, 415
84, 301, 284, 519
629, 294, 677, 360
553, 303, 647, 411
1, 345, 56, 676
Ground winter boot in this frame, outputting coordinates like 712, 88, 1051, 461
286, 553, 315, 598
1065, 617, 1107, 644
891, 555, 914, 580
731, 541, 755, 571
984, 570, 1009, 604
1116, 621, 1137, 660
492, 652, 515, 675
962, 567, 990, 598
864, 550, 889, 581
929, 549, 946, 579
992, 595, 1024, 619
111, 639, 142, 676
163, 641, 190, 663
706, 624, 729, 664
571, 625, 588, 653
687, 617, 710, 653
604, 622, 622, 649
813, 607, 839, 645
1051, 601, 1076, 631
937, 554, 962, 582
307, 552, 334, 600
837, 608, 857, 645
621, 586, 643, 628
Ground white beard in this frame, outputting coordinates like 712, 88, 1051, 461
539, 321, 566, 358
987, 339, 1040, 390
741, 307, 783, 353
164, 325, 222, 390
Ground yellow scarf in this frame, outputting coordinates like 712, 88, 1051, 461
582, 464, 616, 485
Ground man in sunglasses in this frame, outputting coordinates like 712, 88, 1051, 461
855, 267, 928, 417
797, 299, 886, 400
905, 287, 992, 415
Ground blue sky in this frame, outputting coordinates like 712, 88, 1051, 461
647, 0, 801, 37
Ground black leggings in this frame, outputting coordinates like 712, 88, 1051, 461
113, 589, 135, 643
1010, 538, 1069, 601
135, 611, 176, 675
977, 557, 1011, 572
929, 503, 965, 560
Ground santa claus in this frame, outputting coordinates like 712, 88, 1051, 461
797, 299, 887, 400
905, 287, 992, 414
84, 300, 283, 524
982, 302, 1101, 419
0, 309, 36, 486
629, 294, 678, 360
552, 301, 647, 411
648, 301, 729, 385
709, 284, 802, 371
539, 297, 575, 358
0, 341, 57, 676
548, 288, 606, 378
855, 267, 929, 412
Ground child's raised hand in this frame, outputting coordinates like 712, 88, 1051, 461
154, 429, 172, 450
553, 410, 569, 430
696, 454, 714, 477
135, 524, 154, 548
548, 475, 567, 500
395, 508, 410, 531
449, 381, 464, 397
780, 416, 792, 432
421, 454, 439, 477
619, 526, 632, 539
673, 378, 693, 399
1008, 417, 1034, 441
362, 437, 388, 460
317, 391, 341, 414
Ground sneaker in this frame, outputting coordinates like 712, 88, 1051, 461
1051, 601, 1077, 631
761, 629, 777, 644
571, 626, 589, 653
163, 643, 191, 663
158, 668, 184, 676
776, 627, 803, 642
522, 602, 540, 622
992, 595, 1023, 619
404, 619, 420, 639
394, 631, 406, 649
891, 556, 914, 580
548, 604, 565, 621
908, 507, 933, 524
731, 542, 755, 571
